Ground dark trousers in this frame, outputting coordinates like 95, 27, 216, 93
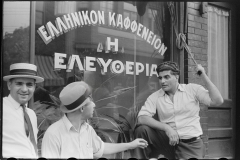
133, 125, 205, 159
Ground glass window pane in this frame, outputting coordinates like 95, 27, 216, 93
3, 1, 31, 96
33, 1, 171, 158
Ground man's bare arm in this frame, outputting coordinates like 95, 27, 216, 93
196, 64, 224, 106
138, 115, 179, 146
103, 138, 148, 155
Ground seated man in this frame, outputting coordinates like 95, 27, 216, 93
134, 61, 223, 159
41, 81, 148, 159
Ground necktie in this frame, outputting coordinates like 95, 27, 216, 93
21, 104, 38, 156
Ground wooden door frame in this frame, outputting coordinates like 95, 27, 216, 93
169, 2, 185, 84
235, 2, 240, 160
208, 1, 237, 158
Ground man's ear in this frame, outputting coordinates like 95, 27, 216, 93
7, 81, 12, 90
81, 106, 84, 112
175, 75, 179, 80
32, 82, 36, 89
78, 107, 83, 113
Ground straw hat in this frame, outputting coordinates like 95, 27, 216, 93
3, 63, 44, 83
59, 81, 92, 113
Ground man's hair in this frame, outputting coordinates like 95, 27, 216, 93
156, 61, 180, 75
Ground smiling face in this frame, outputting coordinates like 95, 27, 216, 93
158, 70, 179, 94
7, 78, 36, 105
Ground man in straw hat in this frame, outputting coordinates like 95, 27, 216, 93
41, 81, 148, 158
134, 61, 223, 159
2, 63, 44, 158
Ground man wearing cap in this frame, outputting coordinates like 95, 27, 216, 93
134, 61, 223, 159
2, 63, 44, 158
41, 81, 148, 159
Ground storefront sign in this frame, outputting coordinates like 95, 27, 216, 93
37, 10, 167, 55
54, 52, 158, 77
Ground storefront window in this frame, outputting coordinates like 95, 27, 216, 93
3, 1, 31, 97
35, 1, 171, 158
2, 1, 238, 159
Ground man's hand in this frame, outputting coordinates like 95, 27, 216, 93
129, 138, 148, 149
103, 139, 148, 155
165, 125, 179, 146
195, 64, 206, 76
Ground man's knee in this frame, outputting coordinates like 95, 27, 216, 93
134, 124, 154, 137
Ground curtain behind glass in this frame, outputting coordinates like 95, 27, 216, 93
208, 5, 229, 99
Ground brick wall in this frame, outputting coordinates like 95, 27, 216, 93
186, 2, 209, 158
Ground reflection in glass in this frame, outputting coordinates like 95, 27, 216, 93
3, 1, 31, 96
33, 1, 171, 158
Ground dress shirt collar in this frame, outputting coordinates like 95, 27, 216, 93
178, 84, 185, 92
8, 94, 22, 110
62, 114, 87, 132
158, 83, 185, 97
